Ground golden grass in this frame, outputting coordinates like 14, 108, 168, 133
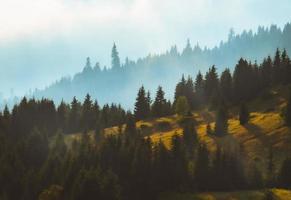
159, 189, 291, 200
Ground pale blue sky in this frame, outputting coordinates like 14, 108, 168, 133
0, 0, 290, 98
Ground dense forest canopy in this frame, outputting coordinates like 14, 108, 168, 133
5, 22, 289, 109
1, 47, 291, 200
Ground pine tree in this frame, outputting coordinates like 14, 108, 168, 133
68, 97, 81, 133
239, 103, 250, 125
92, 100, 100, 132
81, 94, 93, 132
273, 48, 282, 84
111, 43, 120, 70
195, 71, 205, 106
134, 86, 150, 120
174, 75, 186, 104
220, 68, 233, 102
204, 65, 219, 102
57, 100, 68, 132
152, 86, 167, 117
214, 103, 228, 136
261, 56, 273, 87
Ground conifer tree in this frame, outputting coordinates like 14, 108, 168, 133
195, 71, 205, 106
81, 94, 93, 132
220, 68, 233, 102
111, 43, 120, 70
273, 48, 282, 84
152, 86, 167, 117
134, 86, 150, 120
57, 100, 68, 132
174, 75, 186, 104
214, 103, 228, 136
68, 96, 81, 133
261, 56, 273, 87
239, 103, 250, 125
204, 65, 219, 102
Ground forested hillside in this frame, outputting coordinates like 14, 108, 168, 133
1, 48, 291, 200
30, 23, 291, 108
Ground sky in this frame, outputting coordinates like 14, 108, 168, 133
0, 0, 290, 98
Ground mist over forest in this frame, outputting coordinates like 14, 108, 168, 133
22, 23, 291, 108
4, 22, 291, 109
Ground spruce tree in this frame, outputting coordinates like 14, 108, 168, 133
68, 96, 81, 133
81, 94, 93, 132
134, 86, 150, 120
220, 68, 233, 102
204, 65, 219, 102
195, 71, 205, 106
111, 43, 120, 70
214, 103, 228, 136
239, 103, 250, 125
57, 100, 68, 132
152, 86, 167, 117
273, 48, 282, 84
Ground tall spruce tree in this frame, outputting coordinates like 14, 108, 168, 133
214, 103, 228, 136
204, 65, 219, 102
220, 68, 233, 102
81, 94, 93, 132
68, 96, 81, 133
152, 86, 167, 117
273, 48, 282, 84
195, 71, 205, 106
111, 43, 120, 70
134, 86, 150, 121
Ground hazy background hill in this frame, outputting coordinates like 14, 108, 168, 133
26, 23, 291, 108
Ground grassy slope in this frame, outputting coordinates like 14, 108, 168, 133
159, 189, 291, 200
65, 85, 291, 199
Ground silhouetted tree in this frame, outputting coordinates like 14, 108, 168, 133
214, 103, 228, 136
239, 103, 250, 125
134, 86, 150, 120
152, 86, 167, 117
111, 43, 121, 70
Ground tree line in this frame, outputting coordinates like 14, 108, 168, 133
0, 48, 291, 199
